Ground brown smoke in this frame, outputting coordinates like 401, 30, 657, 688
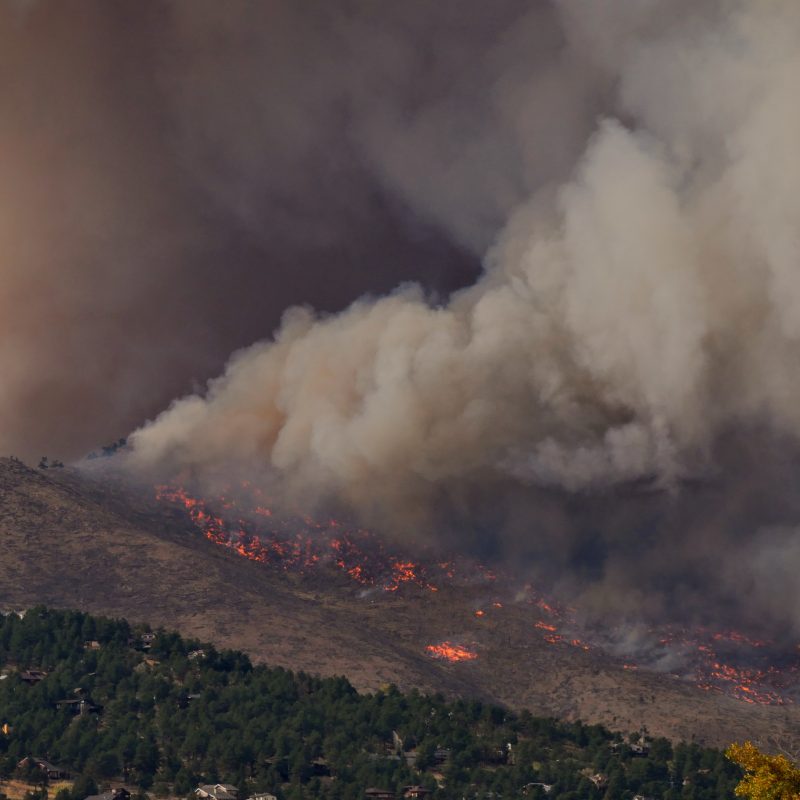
7, 2, 800, 631
128, 1, 800, 632
0, 0, 486, 460
133, 1, 800, 495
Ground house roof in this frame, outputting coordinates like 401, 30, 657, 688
34, 759, 64, 772
19, 757, 64, 772
196, 784, 237, 800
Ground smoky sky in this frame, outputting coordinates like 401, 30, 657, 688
0, 0, 524, 459
10, 1, 800, 636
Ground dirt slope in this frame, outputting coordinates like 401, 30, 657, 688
0, 457, 797, 750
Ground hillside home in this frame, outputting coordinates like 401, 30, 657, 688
17, 757, 71, 780
630, 738, 650, 756
522, 783, 554, 795
589, 774, 609, 789
433, 747, 451, 766
195, 784, 238, 800
19, 669, 47, 684
54, 698, 101, 715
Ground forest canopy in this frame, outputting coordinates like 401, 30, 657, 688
0, 608, 742, 800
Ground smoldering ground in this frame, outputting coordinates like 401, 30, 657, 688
6, 2, 800, 636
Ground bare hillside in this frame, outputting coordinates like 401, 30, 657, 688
0, 457, 797, 750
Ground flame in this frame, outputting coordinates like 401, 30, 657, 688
156, 481, 800, 706
156, 481, 445, 593
425, 642, 478, 662
535, 599, 557, 615
624, 625, 799, 705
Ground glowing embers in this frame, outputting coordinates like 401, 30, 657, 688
425, 642, 478, 662
617, 626, 800, 706
534, 621, 558, 632
156, 481, 443, 592
155, 481, 800, 706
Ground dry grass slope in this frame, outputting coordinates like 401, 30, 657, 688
0, 457, 797, 750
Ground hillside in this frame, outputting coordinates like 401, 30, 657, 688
0, 458, 797, 750
0, 607, 741, 800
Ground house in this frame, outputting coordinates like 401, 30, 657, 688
178, 692, 202, 708
403, 786, 431, 798
433, 747, 451, 766
84, 641, 101, 651
487, 745, 509, 765
17, 757, 71, 780
588, 774, 608, 789
364, 790, 394, 800
311, 757, 331, 777
522, 783, 554, 795
630, 739, 650, 756
19, 669, 47, 684
247, 794, 277, 800
188, 649, 206, 660
195, 784, 238, 800
85, 789, 130, 800
139, 633, 157, 650
55, 698, 101, 715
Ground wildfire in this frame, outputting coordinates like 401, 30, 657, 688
535, 598, 557, 615
156, 481, 456, 594
155, 481, 800, 707
620, 625, 800, 706
425, 642, 478, 662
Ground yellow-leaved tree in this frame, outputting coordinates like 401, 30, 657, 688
726, 742, 800, 800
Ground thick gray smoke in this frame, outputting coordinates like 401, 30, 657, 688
7, 1, 800, 632
127, 1, 800, 633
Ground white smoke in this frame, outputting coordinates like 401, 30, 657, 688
130, 1, 800, 530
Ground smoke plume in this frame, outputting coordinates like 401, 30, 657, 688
7, 1, 800, 633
